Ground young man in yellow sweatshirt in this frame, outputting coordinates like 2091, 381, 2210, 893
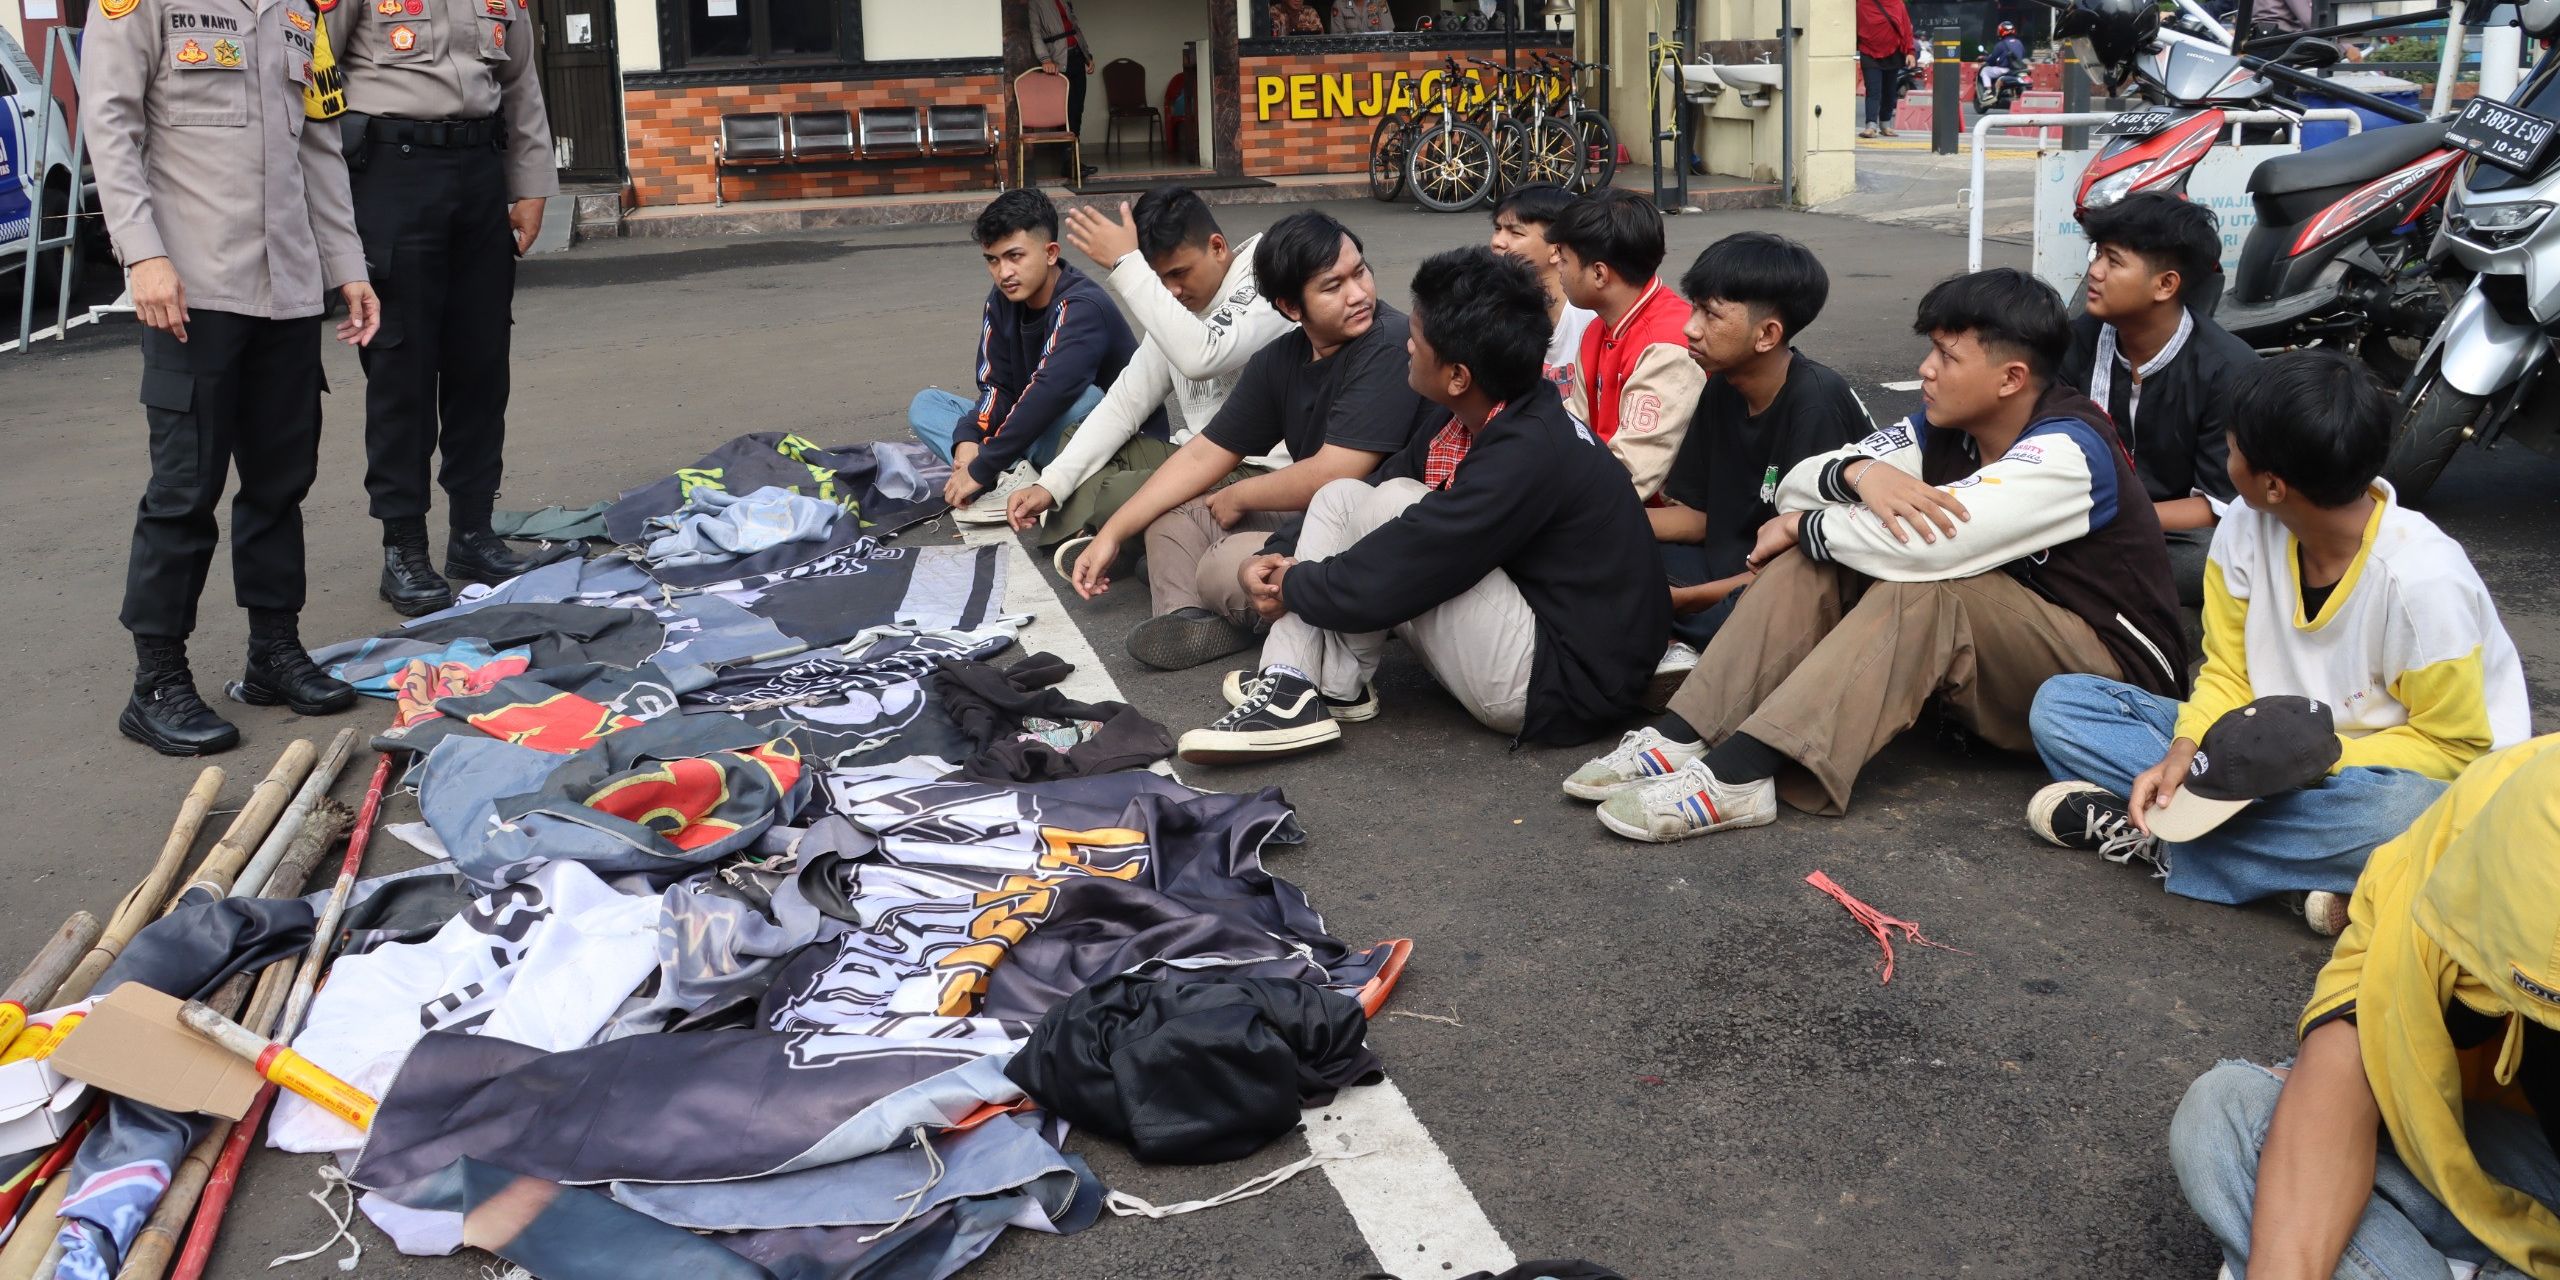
2025, 350, 2529, 920
2166, 735, 2560, 1279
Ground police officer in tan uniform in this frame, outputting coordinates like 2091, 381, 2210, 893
325, 0, 555, 615
83, 0, 381, 756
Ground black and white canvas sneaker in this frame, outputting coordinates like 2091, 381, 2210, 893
1177, 669, 1344, 764
2026, 781, 2162, 870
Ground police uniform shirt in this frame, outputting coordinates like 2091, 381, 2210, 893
321, 0, 559, 199
80, 0, 365, 318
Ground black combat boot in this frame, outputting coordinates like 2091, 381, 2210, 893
445, 495, 538, 585
381, 517, 454, 617
232, 610, 356, 716
119, 635, 240, 757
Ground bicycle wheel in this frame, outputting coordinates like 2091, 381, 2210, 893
1369, 112, 1413, 202
1489, 117, 1531, 197
1405, 119, 1497, 213
1574, 108, 1619, 192
1524, 118, 1581, 188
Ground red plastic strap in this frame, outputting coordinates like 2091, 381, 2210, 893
1804, 871, 1966, 985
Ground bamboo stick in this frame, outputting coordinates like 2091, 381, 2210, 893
228, 729, 357, 901
0, 918, 101, 1056
279, 755, 390, 1043
0, 1182, 68, 1280
169, 739, 316, 907
53, 768, 223, 1006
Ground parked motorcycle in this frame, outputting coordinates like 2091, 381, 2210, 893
2054, 0, 2457, 381
2385, 39, 2560, 502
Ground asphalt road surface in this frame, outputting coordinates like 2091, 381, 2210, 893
6, 197, 2556, 1280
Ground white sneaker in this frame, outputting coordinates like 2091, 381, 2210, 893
952, 462, 1037, 526
1595, 758, 1778, 842
1560, 726, 1705, 801
1646, 642, 1699, 710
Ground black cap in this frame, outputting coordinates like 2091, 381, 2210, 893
2151, 695, 2342, 841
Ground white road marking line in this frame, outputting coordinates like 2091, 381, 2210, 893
1880, 379, 1923, 392
959, 521, 1517, 1273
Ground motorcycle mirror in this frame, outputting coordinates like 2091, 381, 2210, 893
2277, 37, 2344, 69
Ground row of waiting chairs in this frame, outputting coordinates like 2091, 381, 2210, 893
714, 106, 996, 206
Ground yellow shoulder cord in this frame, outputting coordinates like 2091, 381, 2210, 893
306, 11, 347, 120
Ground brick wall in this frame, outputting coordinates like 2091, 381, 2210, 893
1235, 46, 1565, 178
624, 73, 1004, 208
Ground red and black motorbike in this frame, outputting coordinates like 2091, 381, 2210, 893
2057, 0, 2463, 379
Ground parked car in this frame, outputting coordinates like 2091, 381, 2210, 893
1, 24, 92, 308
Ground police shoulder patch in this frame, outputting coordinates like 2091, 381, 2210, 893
100, 0, 139, 21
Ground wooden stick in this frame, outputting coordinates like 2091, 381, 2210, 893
0, 917, 102, 1056
0, 1181, 68, 1280
54, 768, 223, 1006
278, 754, 389, 1043
168, 739, 317, 908
228, 729, 357, 901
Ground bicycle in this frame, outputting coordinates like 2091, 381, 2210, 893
1368, 107, 1413, 201
1538, 52, 1617, 192
1506, 58, 1585, 191
1403, 57, 1496, 213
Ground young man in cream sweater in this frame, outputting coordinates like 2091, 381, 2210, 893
2027, 350, 2530, 927
997, 187, 1294, 574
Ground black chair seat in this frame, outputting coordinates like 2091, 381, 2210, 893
719, 113, 787, 164
2249, 120, 2450, 196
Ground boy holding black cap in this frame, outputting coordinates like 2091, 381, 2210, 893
2026, 350, 2529, 930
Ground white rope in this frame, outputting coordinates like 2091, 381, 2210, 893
478, 1267, 536, 1280
268, 1164, 362, 1272
1105, 1147, 1374, 1220
854, 1126, 948, 1245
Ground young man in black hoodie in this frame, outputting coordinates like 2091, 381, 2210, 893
1177, 247, 1669, 763
1567, 269, 2190, 841
907, 188, 1139, 517
2058, 193, 2256, 605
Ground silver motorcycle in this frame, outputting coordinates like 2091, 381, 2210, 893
2390, 26, 2560, 503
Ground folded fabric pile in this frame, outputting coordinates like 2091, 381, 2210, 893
39, 431, 1404, 1280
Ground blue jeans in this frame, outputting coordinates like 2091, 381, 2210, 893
2171, 1060, 2560, 1279
906, 384, 1103, 471
2027, 675, 2448, 904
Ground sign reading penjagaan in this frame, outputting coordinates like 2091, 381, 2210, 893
1252, 68, 1559, 121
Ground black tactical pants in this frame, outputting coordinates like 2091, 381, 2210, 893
122, 310, 323, 638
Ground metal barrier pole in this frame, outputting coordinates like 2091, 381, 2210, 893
2061, 54, 2090, 150
13, 27, 92, 354
1932, 38, 1960, 155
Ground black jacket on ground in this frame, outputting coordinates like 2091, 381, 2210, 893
1267, 381, 1670, 744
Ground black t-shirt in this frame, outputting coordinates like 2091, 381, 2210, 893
1661, 351, 1872, 577
1201, 302, 1437, 463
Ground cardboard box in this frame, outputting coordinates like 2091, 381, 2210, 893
49, 987, 263, 1121
0, 1056, 86, 1158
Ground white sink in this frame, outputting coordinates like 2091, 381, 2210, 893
1715, 62, 1784, 90
1666, 62, 1726, 102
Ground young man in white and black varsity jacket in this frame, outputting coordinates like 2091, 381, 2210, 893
1565, 268, 2192, 841
1175, 247, 1670, 764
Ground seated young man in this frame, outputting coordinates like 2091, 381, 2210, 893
1553, 188, 1704, 498
2058, 193, 2257, 606
2167, 735, 2560, 1280
1067, 211, 1438, 671
1651, 231, 1873, 686
1175, 247, 1668, 763
1487, 183, 1596, 399
908, 189, 1139, 518
996, 186, 1296, 560
1562, 269, 2191, 841
2027, 350, 2529, 921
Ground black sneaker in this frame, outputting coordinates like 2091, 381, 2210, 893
1125, 606, 1256, 671
1220, 668, 1379, 722
119, 675, 241, 757
446, 525, 539, 585
2026, 781, 2162, 869
380, 532, 453, 617
1177, 670, 1343, 764
231, 641, 357, 716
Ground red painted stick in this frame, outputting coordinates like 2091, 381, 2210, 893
167, 752, 391, 1280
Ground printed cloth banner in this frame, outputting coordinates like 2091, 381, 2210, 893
604, 434, 946, 587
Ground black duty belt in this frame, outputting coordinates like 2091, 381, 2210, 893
372, 116, 504, 148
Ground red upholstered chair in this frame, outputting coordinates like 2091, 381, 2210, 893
1163, 71, 1194, 161
1102, 58, 1160, 159
1013, 67, 1080, 188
